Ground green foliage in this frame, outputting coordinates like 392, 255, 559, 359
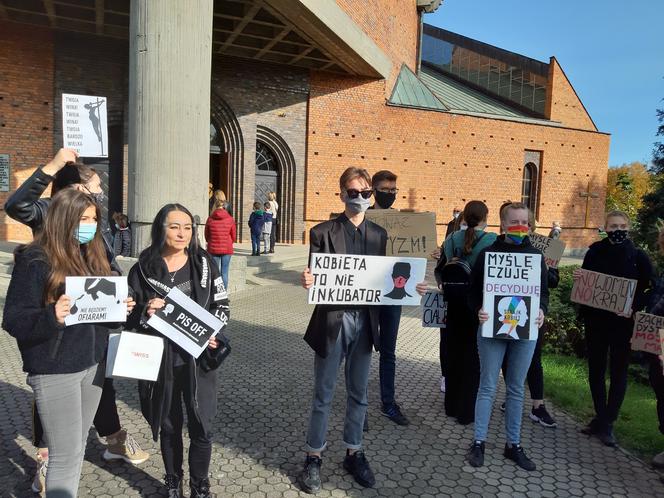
542, 265, 586, 357
606, 162, 654, 227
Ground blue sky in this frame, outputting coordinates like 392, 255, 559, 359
424, 0, 664, 167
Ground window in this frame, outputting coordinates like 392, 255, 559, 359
521, 162, 537, 211
256, 142, 278, 172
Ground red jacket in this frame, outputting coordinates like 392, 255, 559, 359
205, 209, 236, 255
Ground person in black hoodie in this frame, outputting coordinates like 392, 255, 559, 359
466, 202, 549, 471
2, 189, 135, 497
575, 210, 653, 446
126, 203, 230, 498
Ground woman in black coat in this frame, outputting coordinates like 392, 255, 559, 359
126, 203, 230, 498
574, 210, 653, 447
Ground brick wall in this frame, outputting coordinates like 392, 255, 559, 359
545, 57, 597, 132
0, 22, 54, 242
306, 70, 610, 250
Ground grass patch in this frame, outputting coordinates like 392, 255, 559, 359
543, 353, 663, 460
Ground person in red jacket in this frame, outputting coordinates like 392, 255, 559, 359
205, 200, 236, 290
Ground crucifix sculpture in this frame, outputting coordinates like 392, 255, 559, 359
579, 181, 599, 228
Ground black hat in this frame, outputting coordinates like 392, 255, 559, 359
392, 262, 411, 278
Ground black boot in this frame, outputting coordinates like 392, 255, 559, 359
164, 474, 184, 498
190, 478, 214, 498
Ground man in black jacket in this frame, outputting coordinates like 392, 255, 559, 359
3, 149, 148, 494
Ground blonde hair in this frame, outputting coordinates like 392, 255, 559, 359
605, 210, 630, 227
500, 202, 530, 223
267, 192, 276, 201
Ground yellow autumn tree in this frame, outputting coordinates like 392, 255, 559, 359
606, 161, 654, 220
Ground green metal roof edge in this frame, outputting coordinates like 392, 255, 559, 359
388, 64, 448, 111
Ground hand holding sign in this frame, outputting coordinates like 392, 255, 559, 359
43, 148, 79, 176
301, 267, 314, 289
146, 298, 166, 317
55, 294, 72, 325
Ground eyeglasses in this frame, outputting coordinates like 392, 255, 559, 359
345, 189, 373, 199
375, 187, 399, 194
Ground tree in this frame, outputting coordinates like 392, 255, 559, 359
605, 162, 653, 220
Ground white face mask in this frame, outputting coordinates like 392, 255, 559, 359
453, 212, 460, 219
341, 191, 371, 214
460, 222, 468, 230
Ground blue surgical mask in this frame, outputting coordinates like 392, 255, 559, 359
341, 192, 371, 214
76, 223, 97, 244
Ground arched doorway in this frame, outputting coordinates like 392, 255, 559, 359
209, 122, 229, 211
255, 141, 279, 205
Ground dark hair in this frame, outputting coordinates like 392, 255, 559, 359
253, 201, 261, 210
372, 170, 397, 187
147, 204, 198, 260
462, 201, 489, 255
52, 162, 97, 195
339, 166, 371, 191
264, 202, 271, 209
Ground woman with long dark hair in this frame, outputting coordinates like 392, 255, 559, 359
127, 204, 230, 498
441, 201, 496, 424
2, 189, 134, 497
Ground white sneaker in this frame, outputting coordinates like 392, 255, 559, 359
31, 453, 47, 495
440, 377, 446, 393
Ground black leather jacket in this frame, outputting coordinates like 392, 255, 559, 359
4, 168, 120, 272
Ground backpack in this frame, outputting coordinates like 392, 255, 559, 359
438, 232, 487, 301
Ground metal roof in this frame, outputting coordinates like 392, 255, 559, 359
388, 64, 448, 111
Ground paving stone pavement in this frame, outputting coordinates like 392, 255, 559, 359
1, 274, 664, 497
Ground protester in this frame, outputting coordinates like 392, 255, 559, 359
441, 201, 496, 425
369, 170, 410, 425
112, 213, 132, 257
248, 202, 265, 256
548, 221, 562, 240
445, 207, 462, 238
646, 227, 664, 468
575, 210, 653, 446
466, 202, 549, 471
3, 148, 147, 495
299, 167, 427, 493
2, 189, 135, 497
126, 203, 230, 498
262, 202, 274, 255
209, 189, 226, 214
267, 191, 279, 253
205, 200, 236, 290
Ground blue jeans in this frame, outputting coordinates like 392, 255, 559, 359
474, 331, 537, 444
251, 232, 261, 254
305, 310, 373, 452
211, 254, 231, 290
379, 305, 402, 407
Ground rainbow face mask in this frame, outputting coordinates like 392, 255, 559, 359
506, 225, 529, 245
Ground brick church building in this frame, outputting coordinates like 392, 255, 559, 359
0, 0, 609, 250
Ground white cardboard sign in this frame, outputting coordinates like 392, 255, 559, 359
62, 93, 108, 157
308, 254, 427, 306
147, 287, 224, 358
65, 276, 128, 326
481, 252, 542, 340
106, 331, 164, 381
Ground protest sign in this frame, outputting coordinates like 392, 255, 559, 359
0, 154, 9, 192
570, 269, 636, 315
308, 254, 426, 306
481, 252, 542, 340
365, 210, 437, 258
62, 93, 108, 157
106, 332, 164, 381
65, 276, 128, 326
529, 232, 566, 269
631, 312, 664, 355
147, 287, 225, 358
421, 291, 447, 328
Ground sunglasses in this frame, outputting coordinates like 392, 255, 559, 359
345, 189, 373, 199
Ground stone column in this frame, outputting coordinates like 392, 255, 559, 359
128, 0, 213, 253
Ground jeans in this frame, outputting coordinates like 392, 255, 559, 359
211, 254, 232, 290
160, 366, 213, 487
474, 332, 536, 444
305, 310, 373, 452
501, 332, 544, 401
251, 232, 261, 254
27, 364, 104, 498
379, 305, 402, 407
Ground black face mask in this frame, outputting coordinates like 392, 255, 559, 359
607, 229, 628, 244
375, 191, 396, 209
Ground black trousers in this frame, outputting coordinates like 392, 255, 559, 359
440, 329, 448, 377
443, 300, 480, 424
269, 220, 277, 251
160, 366, 212, 488
585, 318, 632, 429
33, 376, 121, 447
648, 353, 664, 435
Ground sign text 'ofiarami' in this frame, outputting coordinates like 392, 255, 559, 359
307, 254, 426, 306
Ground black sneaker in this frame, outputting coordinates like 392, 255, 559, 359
190, 478, 214, 498
466, 441, 485, 467
298, 455, 322, 494
529, 404, 557, 428
599, 427, 617, 447
581, 418, 600, 435
381, 404, 410, 426
343, 451, 376, 488
503, 444, 536, 471
164, 474, 184, 498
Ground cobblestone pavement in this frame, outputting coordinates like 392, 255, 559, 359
2, 274, 664, 497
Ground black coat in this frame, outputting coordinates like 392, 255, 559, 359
126, 248, 230, 441
4, 168, 120, 273
304, 215, 387, 358
2, 246, 110, 374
